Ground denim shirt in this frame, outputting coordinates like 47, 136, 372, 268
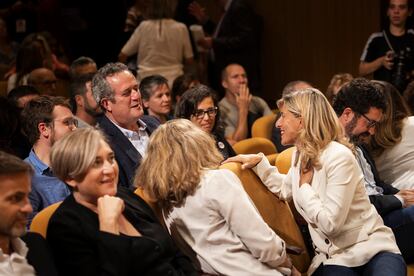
25, 149, 71, 226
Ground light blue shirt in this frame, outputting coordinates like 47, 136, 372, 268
24, 149, 70, 226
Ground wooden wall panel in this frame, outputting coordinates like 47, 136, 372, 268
201, 0, 381, 107
253, 0, 381, 106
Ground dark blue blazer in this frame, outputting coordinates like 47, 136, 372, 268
97, 115, 160, 189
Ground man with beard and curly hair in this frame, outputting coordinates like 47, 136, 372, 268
333, 78, 414, 263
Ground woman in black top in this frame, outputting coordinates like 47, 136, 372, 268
47, 128, 196, 276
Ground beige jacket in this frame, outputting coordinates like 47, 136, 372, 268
253, 141, 400, 275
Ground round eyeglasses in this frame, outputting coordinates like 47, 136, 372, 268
192, 107, 218, 119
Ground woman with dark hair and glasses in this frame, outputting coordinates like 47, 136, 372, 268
175, 84, 235, 160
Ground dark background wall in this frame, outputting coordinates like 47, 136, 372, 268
254, 0, 380, 107
2, 0, 382, 105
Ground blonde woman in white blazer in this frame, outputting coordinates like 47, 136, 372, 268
225, 88, 405, 276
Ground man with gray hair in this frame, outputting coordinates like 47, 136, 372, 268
92, 62, 159, 189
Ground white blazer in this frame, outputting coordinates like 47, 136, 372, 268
253, 141, 400, 274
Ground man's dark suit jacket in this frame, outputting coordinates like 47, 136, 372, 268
47, 187, 197, 276
208, 0, 263, 95
21, 232, 58, 276
358, 144, 402, 216
97, 115, 160, 189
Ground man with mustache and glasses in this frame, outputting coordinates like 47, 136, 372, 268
333, 78, 414, 263
21, 95, 76, 225
0, 151, 57, 276
92, 62, 160, 189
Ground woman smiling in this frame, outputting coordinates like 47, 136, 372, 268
47, 128, 196, 276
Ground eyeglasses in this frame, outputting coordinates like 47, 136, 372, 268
359, 113, 378, 128
54, 117, 78, 128
193, 107, 218, 119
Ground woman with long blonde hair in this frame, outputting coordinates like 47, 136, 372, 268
137, 119, 296, 276
225, 88, 404, 275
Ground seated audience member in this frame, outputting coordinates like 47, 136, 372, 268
92, 62, 160, 189
47, 128, 197, 276
175, 84, 236, 160
333, 78, 414, 263
403, 80, 414, 114
7, 85, 40, 109
226, 88, 405, 275
7, 32, 67, 92
0, 150, 58, 276
21, 96, 76, 224
271, 80, 312, 152
139, 75, 172, 124
369, 81, 414, 189
27, 68, 57, 95
7, 39, 45, 92
69, 73, 102, 127
35, 31, 70, 77
171, 73, 200, 105
325, 73, 353, 104
137, 119, 297, 276
68, 56, 97, 79
219, 63, 272, 144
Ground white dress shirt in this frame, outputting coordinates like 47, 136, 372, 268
0, 238, 35, 276
111, 118, 149, 157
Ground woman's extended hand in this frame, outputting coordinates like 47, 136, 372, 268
223, 154, 263, 169
279, 256, 301, 276
97, 195, 125, 235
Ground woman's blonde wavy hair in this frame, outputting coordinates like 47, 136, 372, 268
278, 88, 353, 170
135, 119, 223, 209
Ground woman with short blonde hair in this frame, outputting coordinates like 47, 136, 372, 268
226, 88, 404, 275
137, 119, 294, 275
50, 127, 103, 182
